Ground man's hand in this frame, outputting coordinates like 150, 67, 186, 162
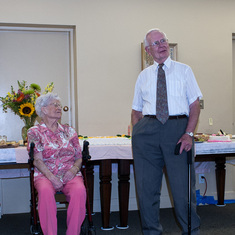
178, 133, 193, 154
131, 109, 143, 126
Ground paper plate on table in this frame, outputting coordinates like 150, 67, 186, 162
0, 143, 19, 148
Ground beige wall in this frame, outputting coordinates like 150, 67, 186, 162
1, 0, 235, 136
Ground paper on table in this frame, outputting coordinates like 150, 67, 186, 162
0, 148, 16, 163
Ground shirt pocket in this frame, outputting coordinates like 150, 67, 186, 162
141, 81, 156, 102
168, 80, 184, 97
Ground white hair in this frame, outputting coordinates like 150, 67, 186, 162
35, 93, 61, 117
144, 28, 168, 47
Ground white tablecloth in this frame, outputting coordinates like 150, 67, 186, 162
195, 141, 235, 155
1, 138, 235, 178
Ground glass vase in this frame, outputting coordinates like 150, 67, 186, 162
21, 116, 37, 144
21, 126, 29, 144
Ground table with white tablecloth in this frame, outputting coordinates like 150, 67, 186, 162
2, 138, 235, 164
1, 138, 235, 229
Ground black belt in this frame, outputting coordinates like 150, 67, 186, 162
144, 115, 187, 120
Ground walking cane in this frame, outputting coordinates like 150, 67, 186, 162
187, 148, 193, 235
175, 143, 193, 235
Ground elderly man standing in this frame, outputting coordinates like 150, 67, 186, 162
131, 28, 202, 235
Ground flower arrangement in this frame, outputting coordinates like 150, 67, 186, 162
0, 80, 54, 141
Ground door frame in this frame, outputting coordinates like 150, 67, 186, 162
0, 23, 78, 131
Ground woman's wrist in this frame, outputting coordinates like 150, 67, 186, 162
73, 165, 80, 173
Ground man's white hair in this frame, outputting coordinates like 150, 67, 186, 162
144, 28, 168, 47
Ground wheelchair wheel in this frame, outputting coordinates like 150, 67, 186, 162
88, 226, 96, 235
80, 223, 87, 235
30, 223, 42, 235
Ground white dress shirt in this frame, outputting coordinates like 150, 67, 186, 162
132, 57, 202, 116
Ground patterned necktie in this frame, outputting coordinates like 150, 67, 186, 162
156, 63, 169, 124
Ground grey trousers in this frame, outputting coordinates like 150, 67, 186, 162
132, 116, 200, 235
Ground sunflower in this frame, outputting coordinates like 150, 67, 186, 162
19, 103, 35, 117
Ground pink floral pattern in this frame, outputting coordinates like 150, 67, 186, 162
27, 122, 82, 182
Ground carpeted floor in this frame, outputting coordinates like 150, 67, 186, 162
0, 204, 235, 234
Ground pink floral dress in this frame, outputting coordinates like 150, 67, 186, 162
27, 122, 82, 183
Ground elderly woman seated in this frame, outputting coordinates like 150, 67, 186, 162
27, 93, 86, 235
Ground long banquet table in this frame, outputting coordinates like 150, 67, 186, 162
1, 138, 235, 229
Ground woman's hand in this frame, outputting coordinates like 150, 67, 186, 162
63, 166, 77, 184
33, 152, 64, 191
50, 175, 64, 191
63, 159, 82, 184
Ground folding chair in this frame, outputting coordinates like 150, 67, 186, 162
28, 140, 96, 235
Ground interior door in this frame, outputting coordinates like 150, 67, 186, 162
0, 24, 77, 142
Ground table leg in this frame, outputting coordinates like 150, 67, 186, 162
117, 159, 130, 229
215, 157, 226, 205
99, 159, 114, 230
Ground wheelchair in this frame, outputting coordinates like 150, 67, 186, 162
28, 140, 96, 235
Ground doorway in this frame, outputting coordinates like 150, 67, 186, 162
0, 23, 77, 141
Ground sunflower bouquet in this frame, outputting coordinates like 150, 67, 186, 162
0, 80, 54, 141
